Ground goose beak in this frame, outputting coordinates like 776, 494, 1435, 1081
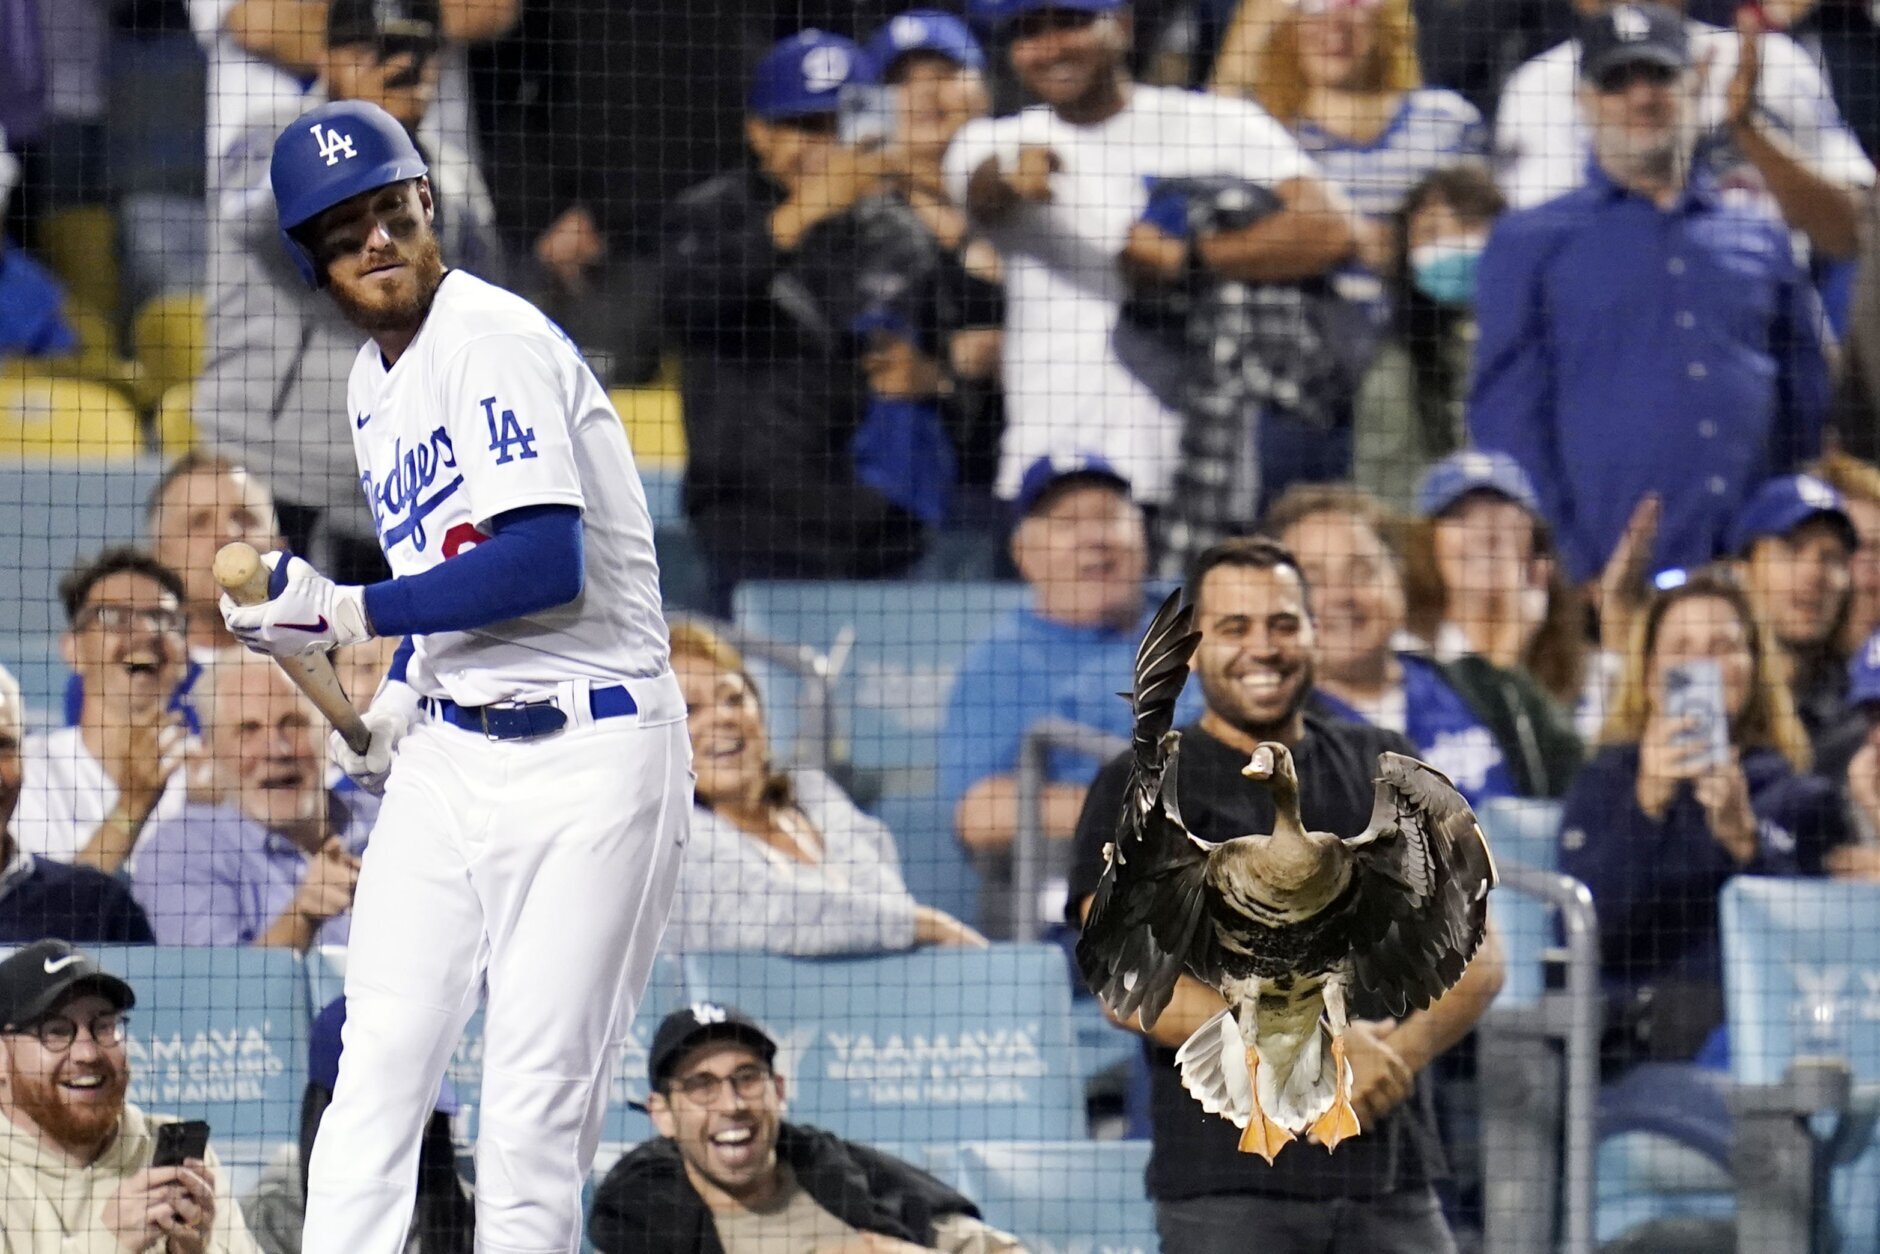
1242, 746, 1274, 780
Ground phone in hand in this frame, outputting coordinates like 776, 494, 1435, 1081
151, 1120, 210, 1169
1663, 658, 1730, 771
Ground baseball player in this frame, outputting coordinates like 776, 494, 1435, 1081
225, 99, 691, 1254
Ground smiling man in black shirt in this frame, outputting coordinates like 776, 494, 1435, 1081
1067, 536, 1503, 1253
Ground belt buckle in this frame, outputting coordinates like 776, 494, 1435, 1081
478, 698, 567, 741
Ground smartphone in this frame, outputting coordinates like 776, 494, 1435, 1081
151, 1120, 211, 1169
837, 83, 899, 149
1663, 658, 1730, 771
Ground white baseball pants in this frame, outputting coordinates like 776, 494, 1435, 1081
303, 678, 690, 1254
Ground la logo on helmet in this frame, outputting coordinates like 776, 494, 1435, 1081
311, 123, 358, 167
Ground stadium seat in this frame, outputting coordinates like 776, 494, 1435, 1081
640, 467, 683, 529
953, 1140, 1156, 1254
867, 790, 979, 926
35, 207, 121, 319
156, 381, 198, 453
131, 292, 206, 406
89, 945, 311, 1198
1723, 878, 1880, 1253
678, 945, 1083, 1144
731, 581, 1030, 795
1476, 796, 1564, 872
609, 384, 686, 470
0, 375, 146, 461
308, 948, 685, 1148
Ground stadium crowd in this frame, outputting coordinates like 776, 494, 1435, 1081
6, 0, 1880, 1247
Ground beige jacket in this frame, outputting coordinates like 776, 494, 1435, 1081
0, 1104, 261, 1254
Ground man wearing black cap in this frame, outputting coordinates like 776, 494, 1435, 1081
1472, 2, 1830, 590
196, 0, 501, 585
0, 940, 259, 1252
589, 1003, 1022, 1253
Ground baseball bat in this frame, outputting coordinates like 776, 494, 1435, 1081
212, 542, 374, 755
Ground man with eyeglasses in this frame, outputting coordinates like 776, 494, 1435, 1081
13, 548, 193, 875
0, 939, 261, 1252
0, 664, 154, 945
1471, 2, 1831, 594
589, 1003, 1024, 1253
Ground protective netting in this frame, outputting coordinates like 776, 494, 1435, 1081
1, 0, 1879, 1249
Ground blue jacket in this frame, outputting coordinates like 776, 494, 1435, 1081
1469, 167, 1829, 582
1558, 744, 1850, 1000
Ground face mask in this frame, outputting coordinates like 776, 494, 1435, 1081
1409, 235, 1486, 307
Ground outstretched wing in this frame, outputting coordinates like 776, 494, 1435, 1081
1341, 753, 1499, 1022
1076, 591, 1221, 1030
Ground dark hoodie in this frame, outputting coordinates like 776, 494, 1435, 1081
588, 1122, 984, 1254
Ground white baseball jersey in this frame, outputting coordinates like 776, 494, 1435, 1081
345, 269, 671, 706
942, 86, 1318, 505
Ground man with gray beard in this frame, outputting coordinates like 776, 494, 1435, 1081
1469, 2, 1830, 590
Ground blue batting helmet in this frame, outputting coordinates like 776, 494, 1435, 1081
270, 99, 428, 289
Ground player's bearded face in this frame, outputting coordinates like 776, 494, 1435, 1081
318, 180, 446, 335
0, 997, 130, 1158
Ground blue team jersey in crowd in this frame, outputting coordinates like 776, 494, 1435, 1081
1313, 653, 1517, 808
1288, 88, 1486, 220
941, 601, 1166, 814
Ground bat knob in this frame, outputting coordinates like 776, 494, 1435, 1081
213, 542, 270, 607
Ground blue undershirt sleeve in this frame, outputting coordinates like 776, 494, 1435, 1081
361, 503, 584, 638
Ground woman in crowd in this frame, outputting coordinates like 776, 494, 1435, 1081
1267, 483, 1583, 805
1402, 448, 1587, 711
1560, 569, 1852, 1072
666, 621, 985, 955
1355, 163, 1505, 511
1219, 0, 1484, 274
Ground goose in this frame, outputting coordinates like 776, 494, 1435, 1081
1077, 590, 1498, 1160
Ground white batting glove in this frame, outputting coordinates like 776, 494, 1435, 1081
330, 681, 422, 795
221, 552, 372, 658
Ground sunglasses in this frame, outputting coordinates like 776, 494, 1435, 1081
1593, 61, 1682, 94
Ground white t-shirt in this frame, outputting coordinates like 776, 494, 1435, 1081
942, 86, 1318, 505
346, 270, 673, 706
1494, 24, 1875, 210
189, 0, 481, 183
12, 727, 186, 864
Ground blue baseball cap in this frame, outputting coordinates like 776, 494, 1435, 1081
1415, 449, 1541, 519
866, 10, 987, 77
749, 30, 864, 120
1850, 629, 1880, 708
1726, 474, 1858, 557
1014, 452, 1131, 517
968, 0, 1126, 28
312, 997, 458, 1115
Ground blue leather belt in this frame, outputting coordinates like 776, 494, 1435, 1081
424, 685, 638, 740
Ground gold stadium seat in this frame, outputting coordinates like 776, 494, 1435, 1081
0, 375, 146, 462
35, 207, 121, 320
131, 292, 206, 406
609, 384, 686, 470
156, 382, 198, 454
